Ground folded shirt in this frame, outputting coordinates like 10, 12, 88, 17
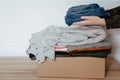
28, 41, 112, 61
54, 45, 68, 52
67, 40, 112, 53
68, 46, 112, 54
27, 25, 106, 63
29, 47, 111, 60
55, 50, 111, 58
65, 3, 110, 26
55, 40, 112, 53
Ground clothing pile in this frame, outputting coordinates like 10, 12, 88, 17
26, 3, 112, 63
55, 40, 112, 58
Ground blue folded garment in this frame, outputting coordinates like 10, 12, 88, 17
65, 3, 110, 26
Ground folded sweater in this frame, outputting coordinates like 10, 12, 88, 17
26, 25, 106, 63
67, 40, 112, 53
65, 3, 110, 26
55, 50, 111, 58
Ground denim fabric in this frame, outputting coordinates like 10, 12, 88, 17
65, 3, 110, 26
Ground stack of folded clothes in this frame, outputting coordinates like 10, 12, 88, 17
29, 3, 111, 79
55, 40, 112, 58
55, 3, 112, 59
27, 3, 112, 63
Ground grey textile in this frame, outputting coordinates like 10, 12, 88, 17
67, 40, 112, 52
26, 25, 106, 63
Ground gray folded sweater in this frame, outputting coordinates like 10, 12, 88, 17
67, 40, 112, 52
27, 25, 106, 63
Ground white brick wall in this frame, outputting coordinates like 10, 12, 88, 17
0, 0, 120, 57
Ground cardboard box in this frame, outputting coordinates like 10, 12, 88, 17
37, 57, 105, 78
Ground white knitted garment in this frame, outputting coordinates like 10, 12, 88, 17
26, 25, 106, 63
